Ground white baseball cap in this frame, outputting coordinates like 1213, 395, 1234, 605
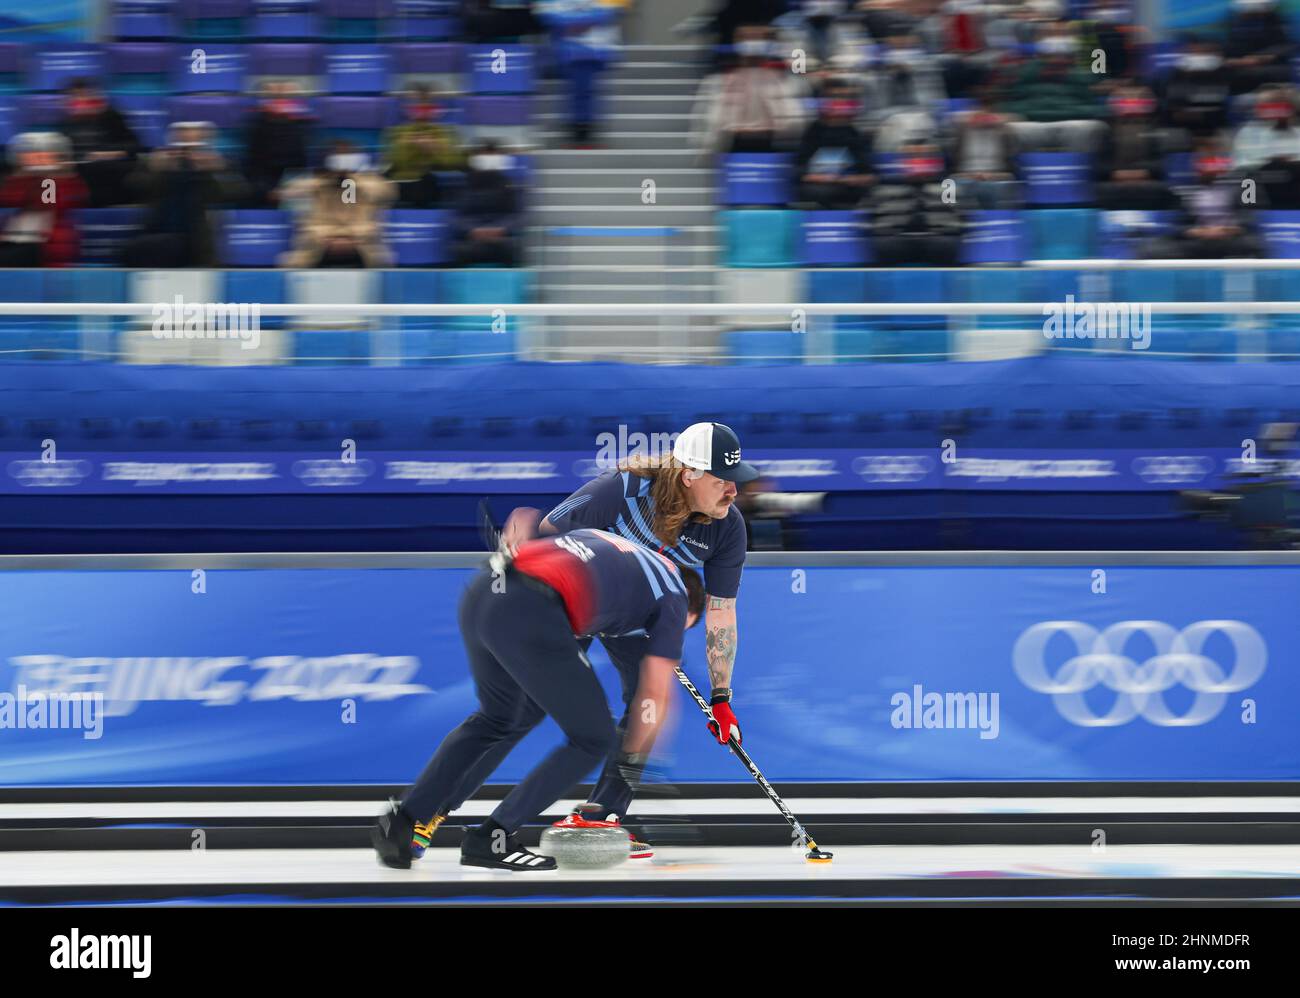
672, 422, 759, 483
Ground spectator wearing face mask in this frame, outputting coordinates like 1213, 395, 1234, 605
382, 87, 465, 208
452, 141, 522, 266
1161, 37, 1232, 138
951, 87, 1021, 209
868, 142, 962, 266
0, 132, 89, 267
241, 80, 313, 208
794, 80, 873, 209
1232, 88, 1300, 209
692, 25, 808, 155
121, 122, 247, 268
1223, 0, 1294, 95
1095, 83, 1175, 210
58, 78, 142, 208
1001, 29, 1106, 152
864, 32, 946, 152
274, 142, 396, 268
1141, 142, 1263, 259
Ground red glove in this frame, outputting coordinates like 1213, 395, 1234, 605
707, 698, 742, 746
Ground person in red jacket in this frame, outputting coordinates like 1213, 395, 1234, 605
0, 132, 90, 267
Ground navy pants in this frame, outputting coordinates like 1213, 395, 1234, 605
401, 569, 616, 835
418, 625, 651, 822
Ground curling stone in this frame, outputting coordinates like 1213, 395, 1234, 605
539, 823, 630, 870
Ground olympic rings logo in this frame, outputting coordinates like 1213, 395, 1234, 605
1131, 455, 1214, 485
1012, 620, 1266, 727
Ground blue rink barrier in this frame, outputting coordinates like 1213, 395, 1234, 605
0, 552, 1295, 786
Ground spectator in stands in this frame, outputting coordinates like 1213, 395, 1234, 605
451, 140, 523, 266
951, 87, 1021, 209
535, 0, 623, 147
1232, 87, 1300, 209
869, 141, 962, 265
864, 32, 946, 152
1095, 83, 1176, 210
1141, 140, 1263, 259
698, 0, 787, 57
121, 122, 247, 268
59, 78, 141, 208
692, 25, 807, 155
800, 1, 850, 68
794, 78, 873, 209
1084, 0, 1141, 85
1223, 0, 1294, 94
275, 141, 396, 268
241, 80, 312, 209
1001, 26, 1105, 152
382, 86, 465, 208
0, 132, 88, 267
1161, 37, 1232, 138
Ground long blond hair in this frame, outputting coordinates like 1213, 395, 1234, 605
619, 454, 710, 547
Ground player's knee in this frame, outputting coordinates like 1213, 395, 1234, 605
569, 718, 617, 761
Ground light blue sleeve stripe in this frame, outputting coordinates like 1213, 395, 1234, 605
626, 544, 664, 599
549, 493, 592, 520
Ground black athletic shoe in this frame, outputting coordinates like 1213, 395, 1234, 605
371, 799, 417, 870
460, 826, 557, 872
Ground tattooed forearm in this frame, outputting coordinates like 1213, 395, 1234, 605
705, 598, 738, 690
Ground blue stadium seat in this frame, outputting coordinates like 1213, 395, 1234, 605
220, 209, 294, 267
172, 44, 248, 94
384, 209, 450, 266
1098, 210, 1175, 259
73, 208, 146, 265
1257, 211, 1300, 258
115, 94, 169, 148
292, 328, 370, 364
30, 46, 104, 93
799, 210, 869, 266
185, 0, 252, 39
960, 209, 1027, 265
806, 269, 866, 302
325, 44, 393, 94
1027, 208, 1098, 259
0, 45, 21, 94
0, 98, 18, 145
107, 43, 177, 93
722, 210, 797, 267
323, 0, 392, 40
1020, 152, 1093, 207
725, 329, 804, 364
222, 270, 287, 329
387, 0, 460, 40
251, 0, 322, 39
442, 268, 531, 332
720, 154, 792, 206
467, 44, 534, 94
113, 0, 181, 40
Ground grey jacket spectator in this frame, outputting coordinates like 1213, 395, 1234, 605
869, 143, 962, 266
1161, 39, 1233, 137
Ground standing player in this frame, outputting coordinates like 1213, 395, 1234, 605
372, 528, 705, 871
493, 421, 759, 854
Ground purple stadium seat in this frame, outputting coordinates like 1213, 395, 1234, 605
385, 209, 450, 266
107, 43, 178, 77
721, 153, 792, 206
183, 0, 251, 15
960, 210, 1028, 265
251, 0, 321, 38
463, 96, 532, 126
0, 44, 25, 77
248, 43, 326, 77
0, 99, 16, 145
167, 94, 252, 130
325, 45, 393, 93
315, 95, 397, 128
115, 94, 171, 147
113, 0, 181, 40
19, 94, 66, 128
394, 43, 463, 75
1020, 152, 1093, 207
322, 0, 392, 15
173, 44, 248, 93
30, 46, 105, 93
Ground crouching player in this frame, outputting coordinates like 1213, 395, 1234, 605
372, 528, 705, 871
